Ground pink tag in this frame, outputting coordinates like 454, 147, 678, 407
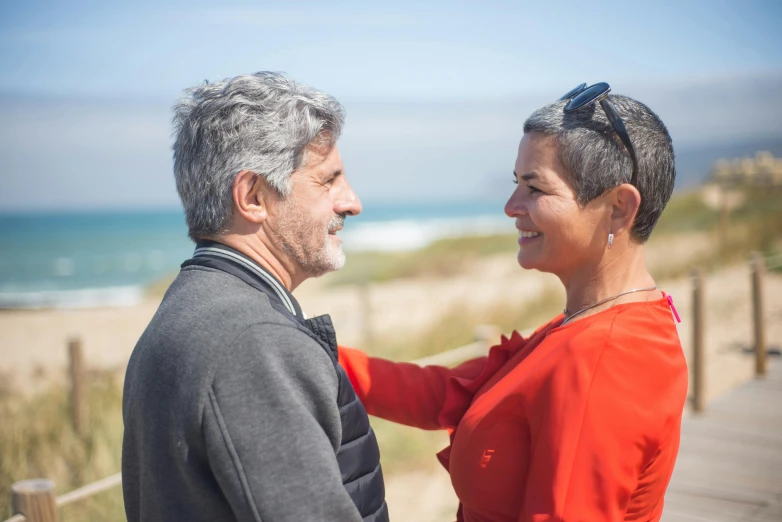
667, 295, 681, 323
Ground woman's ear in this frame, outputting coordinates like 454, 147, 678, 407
232, 170, 268, 224
609, 183, 642, 238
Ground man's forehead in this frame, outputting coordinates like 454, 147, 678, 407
299, 144, 342, 174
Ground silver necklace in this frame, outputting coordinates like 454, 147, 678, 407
562, 286, 658, 325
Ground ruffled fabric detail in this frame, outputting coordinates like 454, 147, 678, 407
435, 330, 530, 471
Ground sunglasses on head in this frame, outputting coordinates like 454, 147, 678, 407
559, 82, 638, 187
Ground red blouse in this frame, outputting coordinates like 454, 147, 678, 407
339, 296, 688, 521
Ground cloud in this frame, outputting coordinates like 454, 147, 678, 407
1, 70, 780, 211
625, 70, 782, 145
0, 97, 175, 211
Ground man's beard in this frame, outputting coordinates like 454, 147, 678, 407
276, 202, 346, 278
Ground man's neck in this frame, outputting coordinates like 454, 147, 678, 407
204, 234, 304, 291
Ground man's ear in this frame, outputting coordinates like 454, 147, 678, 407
232, 170, 268, 224
609, 183, 642, 238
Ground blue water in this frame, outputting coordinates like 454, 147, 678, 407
0, 200, 510, 307
0, 211, 193, 299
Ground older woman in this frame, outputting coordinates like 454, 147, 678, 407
339, 83, 687, 521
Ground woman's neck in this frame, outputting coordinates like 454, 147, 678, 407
561, 244, 657, 322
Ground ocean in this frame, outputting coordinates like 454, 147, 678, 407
0, 201, 511, 309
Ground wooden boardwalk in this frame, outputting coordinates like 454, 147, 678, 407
662, 362, 782, 521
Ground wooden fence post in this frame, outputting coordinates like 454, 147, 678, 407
750, 252, 767, 377
691, 267, 706, 413
68, 338, 86, 436
11, 479, 59, 522
719, 184, 729, 252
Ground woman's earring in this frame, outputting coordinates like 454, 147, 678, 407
607, 232, 614, 249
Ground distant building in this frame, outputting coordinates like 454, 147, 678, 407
712, 151, 782, 187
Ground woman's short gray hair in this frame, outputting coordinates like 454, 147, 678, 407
172, 71, 345, 240
523, 95, 675, 241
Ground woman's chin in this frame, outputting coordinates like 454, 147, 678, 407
516, 251, 542, 271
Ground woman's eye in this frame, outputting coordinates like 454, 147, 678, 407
528, 185, 541, 194
512, 176, 518, 185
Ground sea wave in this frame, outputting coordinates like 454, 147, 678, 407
0, 285, 145, 310
341, 214, 512, 252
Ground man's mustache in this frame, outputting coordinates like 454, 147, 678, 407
328, 214, 346, 233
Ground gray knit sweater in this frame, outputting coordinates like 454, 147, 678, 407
122, 264, 363, 521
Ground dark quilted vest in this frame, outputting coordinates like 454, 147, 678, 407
304, 315, 389, 522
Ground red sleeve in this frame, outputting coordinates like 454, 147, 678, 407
338, 346, 488, 430
520, 337, 654, 521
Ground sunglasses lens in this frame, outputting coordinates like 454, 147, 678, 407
558, 83, 587, 102
564, 82, 611, 112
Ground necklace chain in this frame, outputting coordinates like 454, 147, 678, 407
562, 286, 658, 325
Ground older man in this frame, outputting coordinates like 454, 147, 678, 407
122, 72, 388, 522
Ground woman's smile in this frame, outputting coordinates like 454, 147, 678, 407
517, 229, 542, 244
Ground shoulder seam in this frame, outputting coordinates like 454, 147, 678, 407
219, 321, 335, 358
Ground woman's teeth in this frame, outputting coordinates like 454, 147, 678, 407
519, 230, 541, 239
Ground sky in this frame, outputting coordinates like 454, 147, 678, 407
1, 0, 781, 211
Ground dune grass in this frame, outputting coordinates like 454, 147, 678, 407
650, 186, 782, 279
325, 233, 519, 286
0, 373, 125, 521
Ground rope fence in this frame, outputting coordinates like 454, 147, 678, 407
55, 473, 122, 509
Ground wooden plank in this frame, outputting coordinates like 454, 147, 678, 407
679, 422, 782, 447
662, 362, 782, 522
663, 489, 762, 521
751, 502, 782, 521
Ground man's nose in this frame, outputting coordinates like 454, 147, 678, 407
336, 180, 362, 216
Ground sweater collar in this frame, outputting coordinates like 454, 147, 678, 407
188, 240, 304, 319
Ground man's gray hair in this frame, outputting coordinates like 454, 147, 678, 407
172, 72, 345, 240
523, 95, 675, 241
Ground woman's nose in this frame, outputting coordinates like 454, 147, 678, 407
504, 189, 527, 218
